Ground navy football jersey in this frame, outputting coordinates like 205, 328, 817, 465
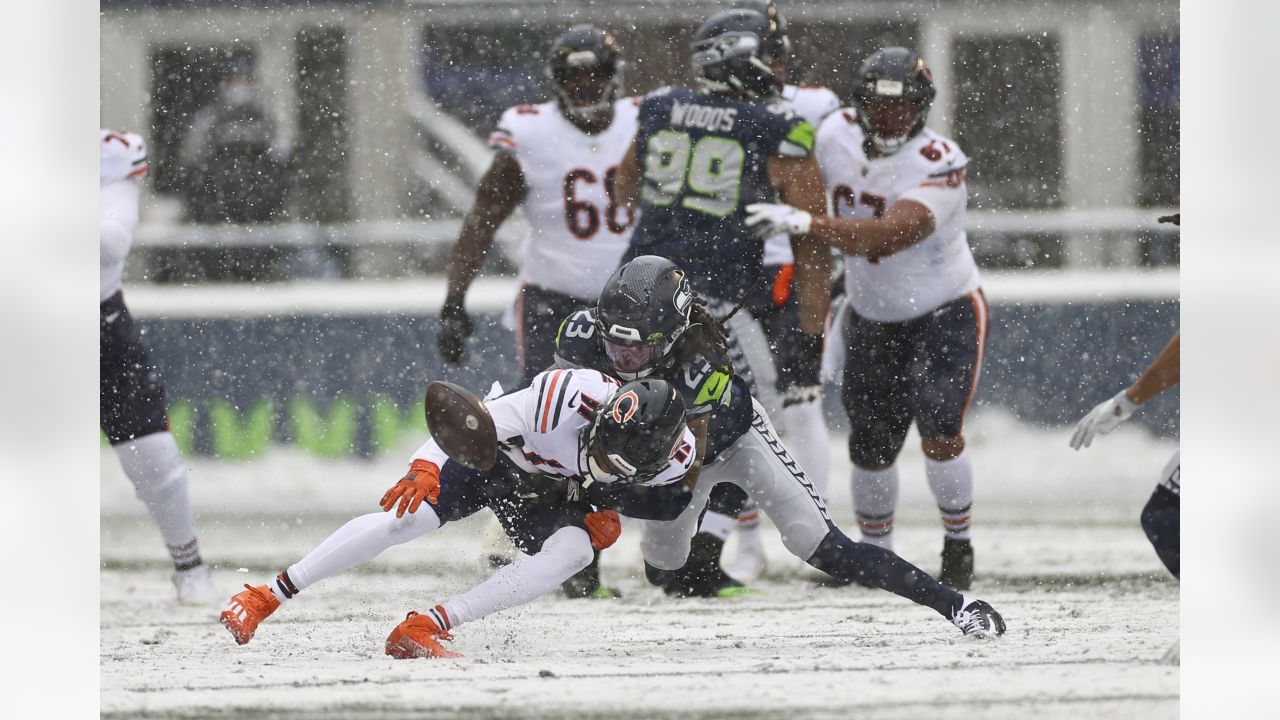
553, 308, 752, 464
623, 86, 815, 301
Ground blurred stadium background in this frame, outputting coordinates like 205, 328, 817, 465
100, 0, 1179, 460
98, 4, 1181, 715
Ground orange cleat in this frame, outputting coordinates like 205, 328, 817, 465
385, 611, 462, 659
220, 584, 281, 645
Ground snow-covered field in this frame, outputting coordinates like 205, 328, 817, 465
101, 412, 1179, 719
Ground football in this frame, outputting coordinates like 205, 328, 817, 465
424, 381, 498, 470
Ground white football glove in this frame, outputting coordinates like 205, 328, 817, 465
1069, 390, 1138, 450
745, 202, 812, 238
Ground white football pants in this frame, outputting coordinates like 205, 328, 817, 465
639, 398, 832, 571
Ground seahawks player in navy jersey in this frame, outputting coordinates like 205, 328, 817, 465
611, 7, 832, 591
555, 256, 1007, 638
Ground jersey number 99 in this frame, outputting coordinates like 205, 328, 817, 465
640, 131, 745, 218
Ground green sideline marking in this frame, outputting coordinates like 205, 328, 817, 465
103, 395, 428, 459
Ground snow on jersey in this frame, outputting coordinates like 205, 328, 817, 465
488, 99, 640, 300
815, 110, 980, 322
413, 368, 696, 489
100, 129, 148, 301
763, 84, 841, 267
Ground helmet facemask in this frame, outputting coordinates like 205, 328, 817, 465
546, 28, 624, 125
598, 321, 686, 380
859, 94, 925, 155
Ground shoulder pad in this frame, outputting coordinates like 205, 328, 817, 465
100, 129, 148, 184
554, 309, 602, 368
490, 102, 554, 153
671, 357, 732, 410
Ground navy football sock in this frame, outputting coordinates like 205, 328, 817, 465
807, 527, 963, 618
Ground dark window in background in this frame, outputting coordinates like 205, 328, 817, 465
294, 27, 351, 223
422, 25, 557, 132
788, 21, 918, 100
1137, 32, 1179, 208
952, 35, 1064, 210
147, 45, 250, 195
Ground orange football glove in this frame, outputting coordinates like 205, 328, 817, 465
585, 509, 622, 550
379, 459, 441, 517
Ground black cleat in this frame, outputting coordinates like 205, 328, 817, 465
560, 549, 619, 599
940, 537, 974, 590
661, 532, 755, 598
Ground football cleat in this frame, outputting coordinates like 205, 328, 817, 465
939, 537, 974, 590
723, 527, 767, 582
950, 596, 1006, 638
220, 584, 281, 645
173, 564, 215, 606
385, 611, 462, 659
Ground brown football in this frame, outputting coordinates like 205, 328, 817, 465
424, 381, 498, 470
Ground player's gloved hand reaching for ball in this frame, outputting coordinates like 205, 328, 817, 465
745, 202, 812, 239
1069, 390, 1137, 450
437, 294, 474, 364
380, 459, 442, 517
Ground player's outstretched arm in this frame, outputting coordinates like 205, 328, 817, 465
1070, 332, 1180, 450
769, 154, 830, 336
438, 152, 527, 363
745, 198, 936, 259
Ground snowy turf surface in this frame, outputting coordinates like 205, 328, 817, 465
101, 412, 1179, 719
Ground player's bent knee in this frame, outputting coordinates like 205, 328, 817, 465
921, 435, 965, 461
848, 434, 903, 469
542, 526, 595, 574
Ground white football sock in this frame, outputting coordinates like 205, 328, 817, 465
439, 525, 593, 628
777, 400, 831, 501
925, 448, 975, 540
698, 511, 735, 541
113, 432, 200, 567
852, 464, 899, 550
281, 507, 442, 601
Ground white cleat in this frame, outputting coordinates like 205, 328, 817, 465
724, 527, 767, 582
950, 595, 1006, 638
173, 564, 215, 606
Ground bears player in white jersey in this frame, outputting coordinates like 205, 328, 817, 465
718, 0, 842, 581
221, 372, 696, 658
438, 24, 639, 381
100, 129, 214, 604
746, 47, 987, 590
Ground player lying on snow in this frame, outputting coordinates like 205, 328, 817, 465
552, 255, 1006, 638
555, 256, 1003, 632
221, 372, 697, 658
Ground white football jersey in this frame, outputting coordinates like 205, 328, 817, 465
413, 368, 695, 489
762, 84, 841, 267
488, 99, 640, 300
100, 129, 148, 302
816, 109, 980, 322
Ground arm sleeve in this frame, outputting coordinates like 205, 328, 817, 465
586, 482, 693, 521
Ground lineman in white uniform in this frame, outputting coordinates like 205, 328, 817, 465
717, 0, 842, 580
222, 371, 697, 657
746, 47, 988, 590
438, 24, 639, 381
100, 129, 214, 605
